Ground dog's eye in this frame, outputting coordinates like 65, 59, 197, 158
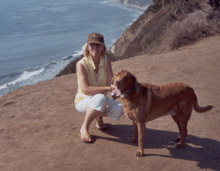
124, 76, 129, 80
116, 80, 121, 86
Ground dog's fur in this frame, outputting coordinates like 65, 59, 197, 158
111, 70, 213, 157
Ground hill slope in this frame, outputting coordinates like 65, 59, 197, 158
0, 35, 220, 171
110, 0, 220, 60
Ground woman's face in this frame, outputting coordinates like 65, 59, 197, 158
88, 43, 104, 58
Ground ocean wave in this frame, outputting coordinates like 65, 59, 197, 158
63, 51, 82, 60
101, 0, 150, 12
0, 68, 45, 93
101, 0, 143, 12
13, 68, 45, 85
0, 51, 82, 96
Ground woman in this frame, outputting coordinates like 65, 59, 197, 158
75, 32, 123, 143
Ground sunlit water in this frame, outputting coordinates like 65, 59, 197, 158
0, 0, 151, 96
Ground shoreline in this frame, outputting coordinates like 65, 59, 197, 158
118, 2, 150, 10
0, 1, 143, 97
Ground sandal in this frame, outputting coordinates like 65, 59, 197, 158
96, 117, 107, 130
96, 122, 107, 130
78, 131, 93, 143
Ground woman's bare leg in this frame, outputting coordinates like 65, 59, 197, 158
80, 107, 103, 136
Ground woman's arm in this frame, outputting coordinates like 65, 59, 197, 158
76, 61, 111, 95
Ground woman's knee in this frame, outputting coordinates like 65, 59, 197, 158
92, 94, 107, 103
90, 94, 107, 112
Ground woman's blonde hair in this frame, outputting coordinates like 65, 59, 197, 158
82, 43, 106, 58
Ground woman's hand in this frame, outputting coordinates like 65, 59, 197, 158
110, 84, 116, 91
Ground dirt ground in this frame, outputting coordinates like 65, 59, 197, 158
0, 35, 220, 171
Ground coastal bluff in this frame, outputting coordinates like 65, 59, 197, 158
110, 0, 220, 60
0, 35, 220, 171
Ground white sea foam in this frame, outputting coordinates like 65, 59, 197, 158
14, 68, 45, 84
73, 50, 83, 57
101, 0, 144, 12
0, 84, 7, 90
100, 1, 109, 5
63, 50, 83, 60
0, 68, 45, 91
126, 22, 133, 26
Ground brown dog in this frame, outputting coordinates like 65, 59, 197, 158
111, 70, 213, 157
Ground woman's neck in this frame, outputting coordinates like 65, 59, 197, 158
91, 55, 100, 69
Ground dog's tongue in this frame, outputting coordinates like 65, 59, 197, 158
111, 87, 121, 97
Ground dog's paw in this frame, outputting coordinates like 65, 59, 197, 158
175, 137, 181, 143
128, 137, 137, 143
175, 143, 185, 149
135, 150, 144, 157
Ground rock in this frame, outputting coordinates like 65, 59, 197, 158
109, 0, 220, 60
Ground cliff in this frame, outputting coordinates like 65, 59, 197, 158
110, 0, 220, 60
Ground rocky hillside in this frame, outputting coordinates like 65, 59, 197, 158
109, 0, 220, 60
57, 0, 220, 76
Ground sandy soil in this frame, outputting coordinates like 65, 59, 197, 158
0, 35, 220, 171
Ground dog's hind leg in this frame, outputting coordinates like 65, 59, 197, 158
172, 99, 193, 148
175, 117, 189, 149
172, 114, 182, 143
175, 103, 193, 149
171, 104, 182, 143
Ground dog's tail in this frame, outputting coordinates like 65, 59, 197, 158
194, 96, 213, 113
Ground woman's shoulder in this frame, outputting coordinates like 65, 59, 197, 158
75, 57, 84, 68
76, 56, 89, 72
77, 56, 86, 64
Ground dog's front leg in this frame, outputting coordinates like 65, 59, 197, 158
136, 122, 146, 157
128, 121, 138, 143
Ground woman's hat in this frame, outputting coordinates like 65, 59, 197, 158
87, 33, 104, 44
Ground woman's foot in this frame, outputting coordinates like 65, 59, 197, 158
96, 117, 107, 130
78, 131, 93, 143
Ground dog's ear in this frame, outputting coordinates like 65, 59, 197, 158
129, 72, 138, 89
135, 81, 140, 90
130, 73, 140, 90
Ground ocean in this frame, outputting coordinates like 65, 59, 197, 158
0, 0, 151, 96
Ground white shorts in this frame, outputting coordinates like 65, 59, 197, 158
75, 94, 123, 120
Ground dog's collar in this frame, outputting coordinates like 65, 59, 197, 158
121, 87, 139, 98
